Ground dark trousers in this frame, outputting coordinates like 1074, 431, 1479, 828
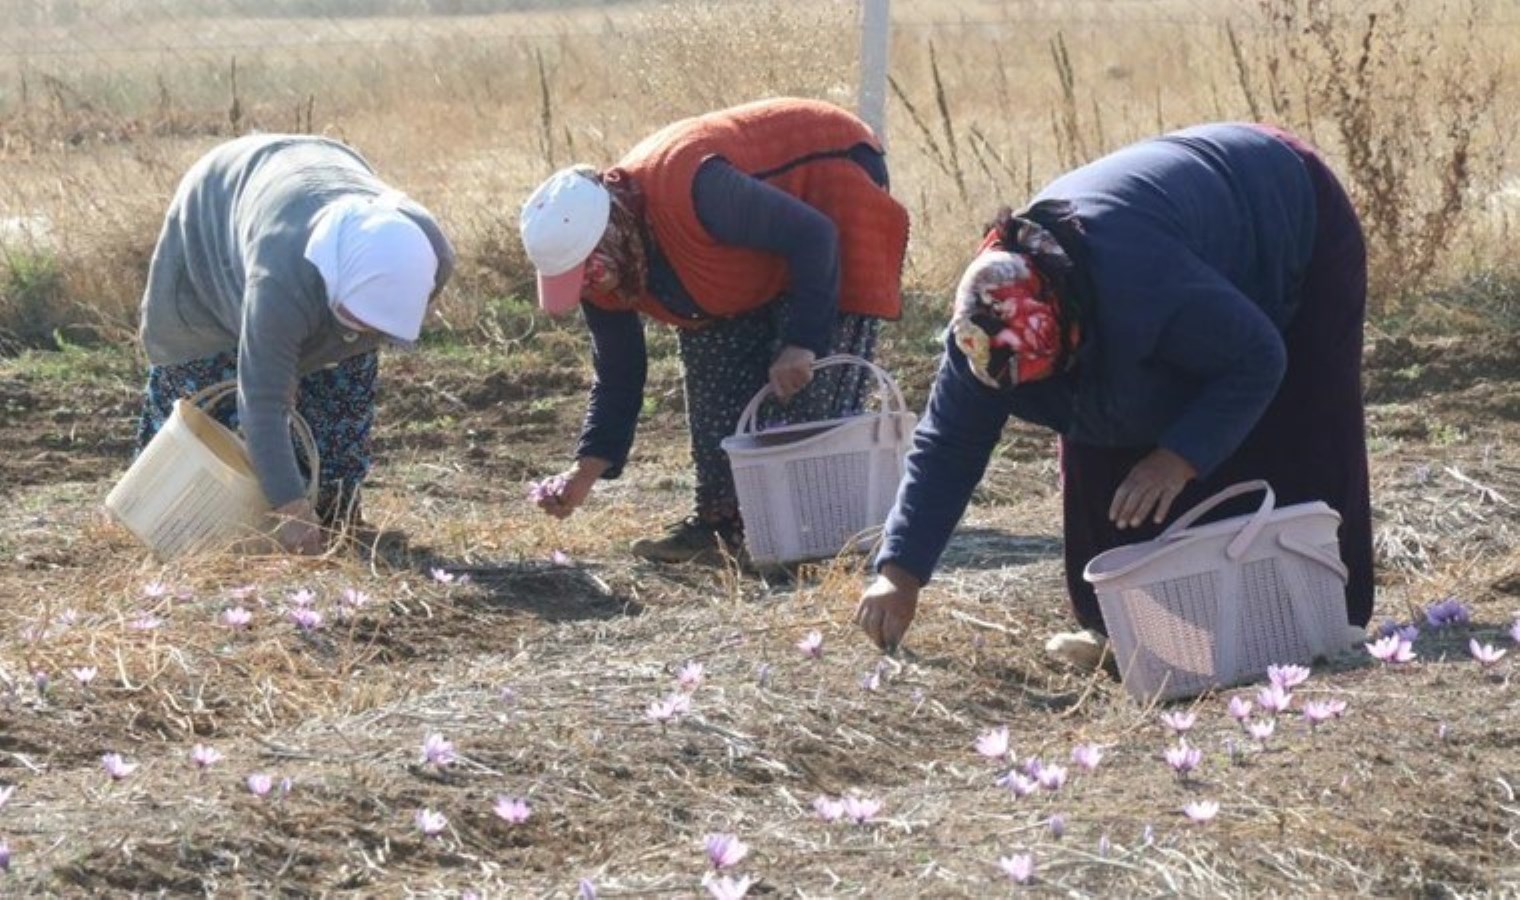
1060, 130, 1374, 632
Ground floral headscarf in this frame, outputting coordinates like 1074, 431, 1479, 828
583, 168, 650, 307
949, 207, 1082, 390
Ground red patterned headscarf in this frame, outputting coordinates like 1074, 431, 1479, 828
950, 213, 1081, 390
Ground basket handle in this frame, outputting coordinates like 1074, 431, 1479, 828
732, 354, 908, 437
183, 379, 322, 507
1158, 480, 1276, 562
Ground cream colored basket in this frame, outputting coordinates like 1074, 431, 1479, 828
721, 355, 917, 567
1083, 480, 1351, 703
106, 381, 319, 561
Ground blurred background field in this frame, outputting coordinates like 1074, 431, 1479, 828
1, 0, 1518, 351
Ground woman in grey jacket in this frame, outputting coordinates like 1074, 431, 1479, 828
136, 134, 454, 553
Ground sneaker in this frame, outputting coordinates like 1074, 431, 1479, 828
1044, 628, 1109, 671
630, 516, 744, 564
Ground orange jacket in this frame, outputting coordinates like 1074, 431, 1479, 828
592, 98, 909, 327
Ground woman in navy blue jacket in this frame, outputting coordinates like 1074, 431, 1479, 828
854, 123, 1373, 668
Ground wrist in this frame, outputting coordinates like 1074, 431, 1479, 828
572, 457, 612, 481
879, 562, 923, 591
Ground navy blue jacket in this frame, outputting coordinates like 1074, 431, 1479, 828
578, 149, 888, 477
878, 124, 1319, 585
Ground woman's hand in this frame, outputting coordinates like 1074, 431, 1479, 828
271, 498, 324, 555
854, 563, 922, 652
536, 457, 609, 520
769, 345, 816, 401
1110, 447, 1197, 529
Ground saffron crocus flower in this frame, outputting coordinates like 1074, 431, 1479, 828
288, 608, 323, 632
1071, 743, 1104, 772
859, 669, 882, 692
1247, 719, 1276, 745
842, 796, 882, 824
676, 661, 705, 692
247, 773, 274, 796
1182, 800, 1220, 823
415, 808, 448, 837
999, 853, 1035, 885
1160, 710, 1196, 735
1021, 756, 1044, 779
1048, 814, 1066, 839
101, 753, 136, 780
430, 568, 456, 585
527, 475, 568, 504
222, 607, 252, 628
129, 614, 164, 631
1509, 617, 1520, 645
1302, 701, 1336, 730
190, 744, 222, 769
341, 588, 371, 609
1470, 639, 1507, 668
1257, 683, 1294, 715
32, 671, 48, 695
287, 588, 316, 608
493, 795, 531, 824
1366, 635, 1416, 665
813, 795, 845, 822
703, 873, 754, 900
550, 550, 573, 567
1378, 619, 1420, 643
0, 841, 9, 873
1164, 742, 1201, 777
1267, 664, 1311, 690
796, 630, 824, 659
1000, 771, 1038, 798
1323, 698, 1348, 718
422, 733, 456, 768
1037, 764, 1068, 792
704, 833, 749, 870
975, 726, 1011, 761
142, 580, 170, 599
646, 693, 691, 725
0, 785, 14, 807
1228, 696, 1253, 722
1425, 598, 1471, 630
578, 879, 597, 900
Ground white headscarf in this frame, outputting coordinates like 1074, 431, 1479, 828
304, 192, 439, 343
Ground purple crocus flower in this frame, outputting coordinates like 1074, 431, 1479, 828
430, 568, 456, 585
1366, 635, 1416, 665
1000, 771, 1038, 798
527, 475, 568, 504
796, 630, 824, 659
190, 744, 223, 769
1470, 639, 1507, 668
842, 796, 882, 824
101, 753, 136, 780
549, 549, 574, 567
288, 608, 323, 632
1071, 743, 1104, 772
1021, 756, 1044, 779
415, 808, 448, 837
703, 874, 754, 900
341, 588, 371, 609
578, 879, 597, 900
1377, 619, 1420, 643
1302, 701, 1336, 730
1160, 710, 1196, 735
975, 727, 1010, 761
1425, 598, 1471, 630
142, 580, 170, 599
1247, 719, 1276, 745
1182, 800, 1220, 823
1257, 683, 1294, 715
32, 671, 48, 695
999, 853, 1035, 884
1164, 742, 1201, 777
421, 733, 456, 768
1324, 698, 1348, 718
1267, 664, 1311, 690
0, 841, 9, 873
1227, 696, 1253, 722
1048, 814, 1066, 839
813, 795, 845, 822
704, 833, 749, 870
646, 692, 691, 725
859, 669, 882, 692
247, 773, 274, 796
1510, 617, 1520, 645
287, 588, 316, 608
676, 661, 705, 693
71, 666, 97, 686
1037, 764, 1068, 792
222, 607, 252, 628
494, 795, 532, 824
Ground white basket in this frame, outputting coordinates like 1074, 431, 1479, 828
1083, 481, 1352, 703
105, 382, 319, 561
721, 355, 916, 567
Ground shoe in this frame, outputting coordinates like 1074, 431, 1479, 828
1044, 628, 1109, 671
630, 516, 744, 564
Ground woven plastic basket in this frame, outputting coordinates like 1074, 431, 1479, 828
106, 381, 319, 561
720, 355, 916, 567
1083, 480, 1351, 702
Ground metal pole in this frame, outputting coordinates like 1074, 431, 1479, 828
858, 0, 890, 146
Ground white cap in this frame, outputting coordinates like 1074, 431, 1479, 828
519, 167, 611, 314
